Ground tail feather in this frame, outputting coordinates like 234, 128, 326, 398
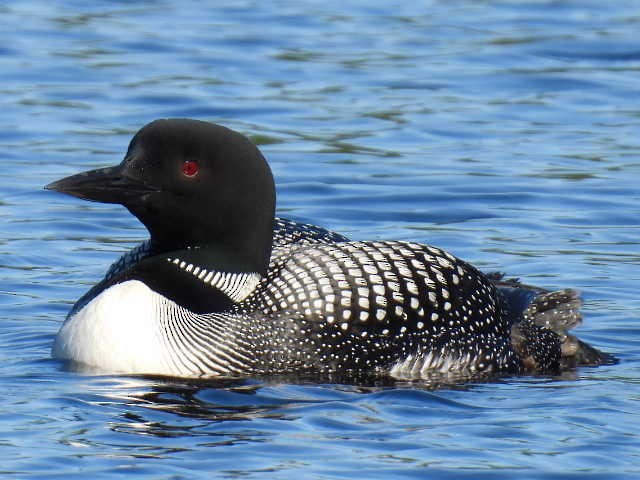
492, 275, 614, 370
560, 336, 616, 368
524, 289, 583, 335
526, 289, 613, 368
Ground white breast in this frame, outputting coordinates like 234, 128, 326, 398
52, 280, 196, 376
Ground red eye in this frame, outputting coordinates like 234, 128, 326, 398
181, 160, 199, 177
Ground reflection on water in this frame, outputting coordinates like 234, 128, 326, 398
99, 368, 588, 434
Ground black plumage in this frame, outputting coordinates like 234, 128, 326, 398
46, 119, 610, 378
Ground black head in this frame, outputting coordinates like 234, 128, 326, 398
46, 119, 276, 275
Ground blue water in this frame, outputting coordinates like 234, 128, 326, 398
2, 1, 639, 478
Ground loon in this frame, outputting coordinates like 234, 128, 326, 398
46, 118, 608, 379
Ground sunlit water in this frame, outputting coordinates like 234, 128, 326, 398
1, 1, 639, 478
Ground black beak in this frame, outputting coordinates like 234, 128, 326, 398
45, 164, 158, 204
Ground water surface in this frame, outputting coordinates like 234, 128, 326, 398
1, 1, 639, 478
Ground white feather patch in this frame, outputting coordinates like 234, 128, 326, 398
52, 280, 193, 376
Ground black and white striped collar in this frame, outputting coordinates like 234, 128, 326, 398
166, 255, 261, 302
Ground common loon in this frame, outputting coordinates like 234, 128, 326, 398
46, 118, 608, 379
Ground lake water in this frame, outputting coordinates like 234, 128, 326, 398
1, 1, 639, 478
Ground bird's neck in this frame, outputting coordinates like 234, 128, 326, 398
145, 214, 274, 275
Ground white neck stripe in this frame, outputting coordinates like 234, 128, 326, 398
167, 257, 261, 302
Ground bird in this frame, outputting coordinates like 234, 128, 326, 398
46, 118, 609, 380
